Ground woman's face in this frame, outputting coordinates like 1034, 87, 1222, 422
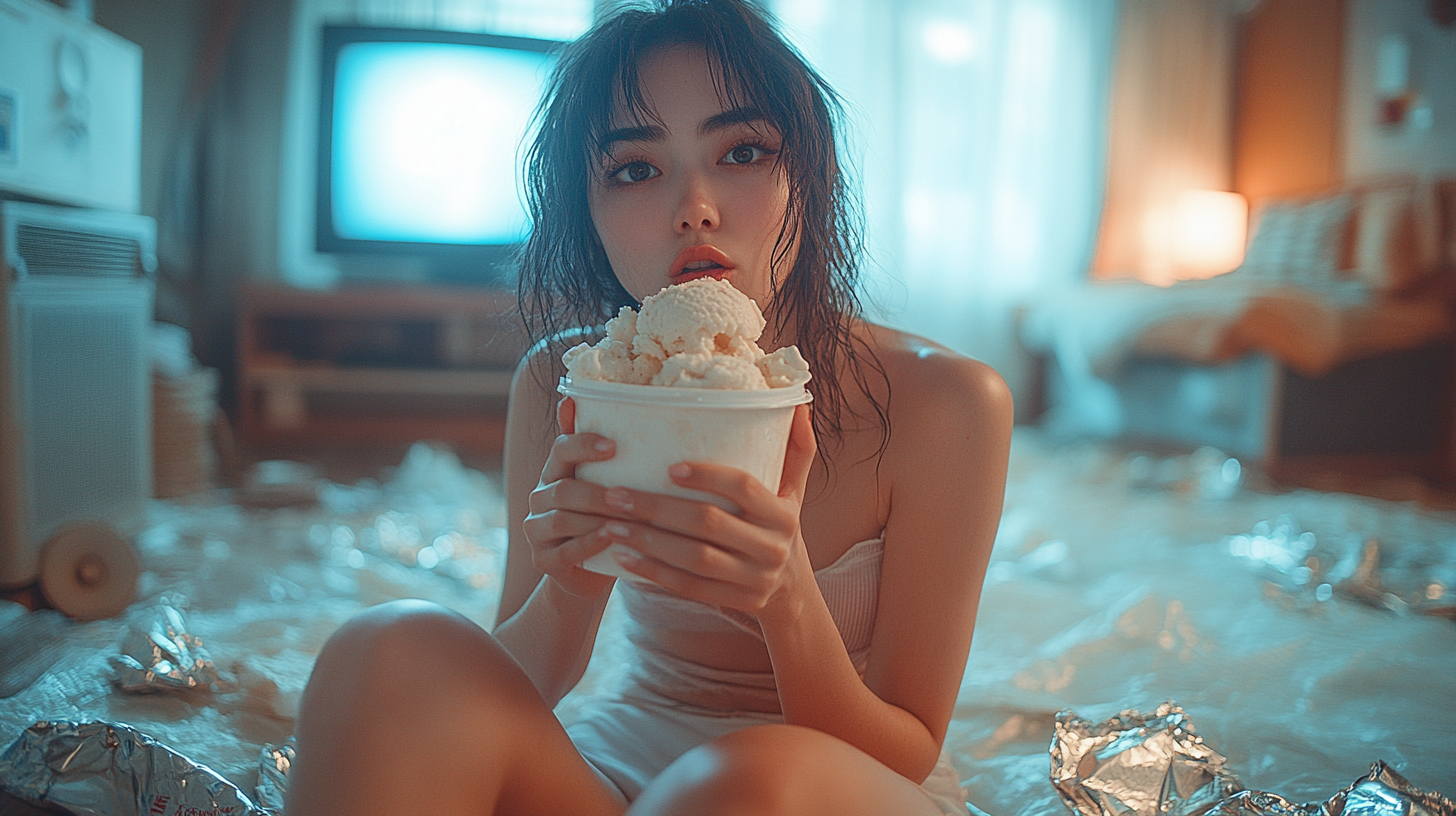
587, 46, 793, 311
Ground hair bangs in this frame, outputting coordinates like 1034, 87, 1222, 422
517, 0, 888, 466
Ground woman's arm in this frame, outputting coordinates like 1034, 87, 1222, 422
767, 356, 1012, 780
603, 353, 1012, 781
492, 354, 619, 706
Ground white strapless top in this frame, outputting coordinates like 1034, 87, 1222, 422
613, 535, 885, 713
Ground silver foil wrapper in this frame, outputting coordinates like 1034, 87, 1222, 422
1206, 761, 1455, 816
111, 598, 224, 693
1224, 518, 1455, 620
0, 720, 266, 816
1052, 702, 1243, 816
253, 737, 295, 811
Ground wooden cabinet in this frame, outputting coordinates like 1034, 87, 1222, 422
237, 284, 529, 455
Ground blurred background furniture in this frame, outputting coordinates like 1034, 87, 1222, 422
1021, 177, 1456, 485
0, 0, 155, 620
237, 284, 528, 459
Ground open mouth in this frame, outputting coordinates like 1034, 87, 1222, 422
677, 260, 728, 281
670, 245, 735, 282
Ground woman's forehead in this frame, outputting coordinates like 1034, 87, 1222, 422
604, 44, 749, 131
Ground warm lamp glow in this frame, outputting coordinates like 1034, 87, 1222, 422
1173, 190, 1248, 278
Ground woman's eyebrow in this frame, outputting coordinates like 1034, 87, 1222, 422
700, 107, 769, 136
597, 107, 770, 152
599, 124, 666, 151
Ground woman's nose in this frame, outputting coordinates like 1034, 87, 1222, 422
675, 176, 720, 233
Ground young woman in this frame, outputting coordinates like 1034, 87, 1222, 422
286, 2, 1012, 814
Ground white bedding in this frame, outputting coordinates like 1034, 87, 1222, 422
2, 436, 1453, 814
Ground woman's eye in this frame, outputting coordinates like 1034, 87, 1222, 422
611, 162, 659, 183
723, 145, 763, 165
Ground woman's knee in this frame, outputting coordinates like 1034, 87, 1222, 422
637, 725, 837, 816
308, 599, 528, 703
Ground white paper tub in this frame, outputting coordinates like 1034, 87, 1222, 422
557, 376, 811, 578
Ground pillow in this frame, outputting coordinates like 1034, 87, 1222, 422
1237, 192, 1356, 287
1350, 183, 1422, 293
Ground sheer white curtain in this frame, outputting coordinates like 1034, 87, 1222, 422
1092, 0, 1255, 284
769, 0, 1117, 401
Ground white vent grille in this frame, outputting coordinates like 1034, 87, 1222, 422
14, 224, 144, 277
17, 286, 151, 538
0, 201, 155, 586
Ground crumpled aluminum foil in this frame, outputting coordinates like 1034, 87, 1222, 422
111, 597, 225, 693
1205, 760, 1455, 816
1052, 701, 1243, 816
0, 720, 267, 816
1224, 517, 1455, 620
253, 737, 295, 811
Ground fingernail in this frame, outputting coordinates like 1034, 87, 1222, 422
612, 549, 640, 565
605, 488, 633, 510
669, 463, 691, 479
594, 439, 614, 452
604, 522, 631, 537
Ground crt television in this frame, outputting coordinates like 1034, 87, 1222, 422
316, 26, 561, 283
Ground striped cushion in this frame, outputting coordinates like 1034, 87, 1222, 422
1238, 193, 1356, 287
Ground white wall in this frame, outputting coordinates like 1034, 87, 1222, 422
1344, 0, 1456, 178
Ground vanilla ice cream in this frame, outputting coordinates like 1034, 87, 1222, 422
562, 278, 810, 390
558, 278, 813, 580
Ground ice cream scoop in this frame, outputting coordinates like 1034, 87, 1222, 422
559, 278, 812, 579
563, 278, 810, 390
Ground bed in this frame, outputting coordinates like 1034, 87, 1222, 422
1020, 177, 1456, 482
1, 435, 1453, 815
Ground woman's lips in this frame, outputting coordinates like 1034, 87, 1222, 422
670, 245, 735, 282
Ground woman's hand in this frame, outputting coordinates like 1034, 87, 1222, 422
600, 403, 818, 615
521, 397, 623, 599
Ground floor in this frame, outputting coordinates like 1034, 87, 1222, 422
2, 429, 1454, 814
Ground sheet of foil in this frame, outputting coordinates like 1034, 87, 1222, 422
1052, 701, 1243, 816
1205, 760, 1455, 816
111, 597, 225, 693
254, 737, 295, 811
0, 720, 267, 816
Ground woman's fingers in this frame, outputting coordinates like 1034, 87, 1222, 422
524, 401, 631, 594
611, 542, 768, 609
661, 462, 791, 530
536, 523, 615, 568
537, 415, 615, 488
599, 520, 740, 578
523, 507, 608, 542
779, 403, 817, 501
521, 513, 620, 595
556, 395, 576, 435
602, 483, 784, 565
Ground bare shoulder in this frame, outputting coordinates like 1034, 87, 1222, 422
506, 328, 601, 484
508, 327, 599, 422
858, 323, 1013, 438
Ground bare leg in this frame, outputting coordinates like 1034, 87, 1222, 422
627, 724, 945, 816
286, 599, 626, 816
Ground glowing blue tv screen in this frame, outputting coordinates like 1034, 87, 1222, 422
317, 27, 559, 263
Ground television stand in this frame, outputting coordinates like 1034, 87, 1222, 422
237, 284, 529, 457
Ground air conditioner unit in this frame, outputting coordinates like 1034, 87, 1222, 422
1, 200, 155, 619
0, 0, 143, 213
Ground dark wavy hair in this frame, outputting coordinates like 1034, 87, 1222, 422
517, 0, 888, 458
